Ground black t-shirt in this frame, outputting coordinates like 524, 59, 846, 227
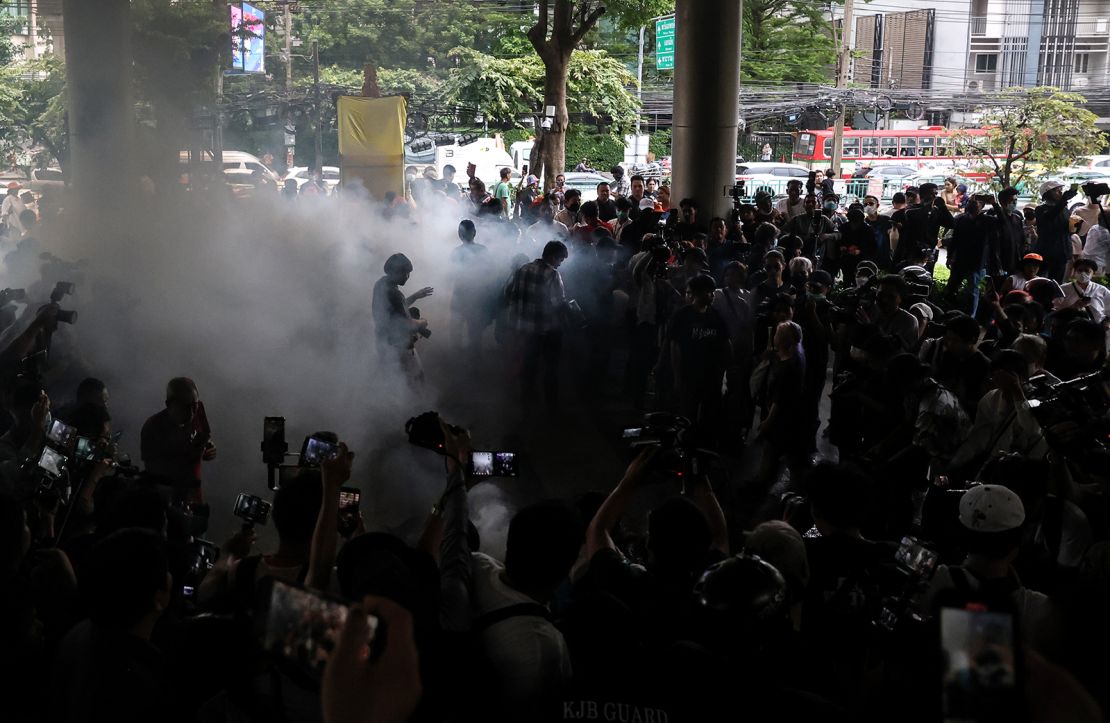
597, 198, 618, 222
666, 304, 729, 391
764, 354, 805, 440
371, 275, 410, 348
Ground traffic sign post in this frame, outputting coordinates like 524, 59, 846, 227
655, 15, 674, 70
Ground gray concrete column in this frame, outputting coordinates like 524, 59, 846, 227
671, 0, 743, 219
62, 0, 134, 207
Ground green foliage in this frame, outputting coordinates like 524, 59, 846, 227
564, 126, 625, 169
0, 4, 20, 66
298, 0, 525, 73
952, 87, 1107, 189
441, 47, 639, 136
743, 0, 835, 83
0, 57, 67, 170
131, 0, 225, 103
649, 128, 671, 160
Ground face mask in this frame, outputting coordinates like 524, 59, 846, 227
807, 291, 826, 301
855, 275, 870, 288
1007, 201, 1018, 213
823, 201, 838, 212
619, 211, 629, 221
1076, 271, 1093, 284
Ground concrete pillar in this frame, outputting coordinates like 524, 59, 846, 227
62, 0, 134, 207
671, 0, 743, 219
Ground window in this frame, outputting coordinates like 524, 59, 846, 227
823, 138, 833, 157
938, 137, 951, 156
862, 138, 879, 157
1, 1, 29, 17
772, 167, 809, 177
919, 137, 935, 157
975, 54, 998, 72
899, 137, 917, 157
844, 138, 860, 158
223, 162, 241, 170
1076, 53, 1090, 74
795, 133, 817, 157
881, 137, 898, 157
1098, 19, 1108, 32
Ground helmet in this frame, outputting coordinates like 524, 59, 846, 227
1039, 179, 1065, 196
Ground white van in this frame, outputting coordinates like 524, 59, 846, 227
178, 150, 281, 185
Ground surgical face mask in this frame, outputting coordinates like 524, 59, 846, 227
1007, 200, 1018, 213
865, 205, 878, 217
855, 274, 870, 288
1076, 271, 1093, 284
823, 201, 838, 212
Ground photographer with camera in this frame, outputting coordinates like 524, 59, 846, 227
856, 274, 920, 353
892, 182, 954, 270
784, 194, 836, 263
1035, 181, 1080, 283
0, 382, 49, 498
372, 253, 433, 387
139, 377, 217, 505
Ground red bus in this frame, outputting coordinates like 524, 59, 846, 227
793, 126, 993, 177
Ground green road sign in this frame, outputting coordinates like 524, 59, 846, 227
656, 16, 674, 70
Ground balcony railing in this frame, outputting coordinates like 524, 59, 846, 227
1076, 19, 1109, 35
971, 16, 987, 36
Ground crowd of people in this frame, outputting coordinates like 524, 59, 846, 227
3, 161, 1110, 723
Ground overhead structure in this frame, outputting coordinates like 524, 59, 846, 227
670, 0, 743, 219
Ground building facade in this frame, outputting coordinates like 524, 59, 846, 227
4, 0, 63, 60
849, 0, 1110, 93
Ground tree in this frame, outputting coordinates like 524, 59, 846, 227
526, 0, 670, 185
742, 0, 835, 83
441, 47, 638, 138
951, 87, 1106, 190
0, 57, 67, 172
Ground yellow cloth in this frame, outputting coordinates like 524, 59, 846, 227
336, 95, 406, 200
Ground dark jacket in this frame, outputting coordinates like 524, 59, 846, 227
1034, 188, 1079, 260
893, 199, 955, 265
987, 207, 1025, 273
948, 211, 1001, 276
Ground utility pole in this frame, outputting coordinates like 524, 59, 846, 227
284, 1, 293, 91
312, 39, 322, 173
635, 24, 645, 138
831, 0, 855, 177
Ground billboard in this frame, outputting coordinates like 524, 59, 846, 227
230, 2, 265, 74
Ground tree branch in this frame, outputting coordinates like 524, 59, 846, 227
570, 4, 606, 46
528, 0, 550, 50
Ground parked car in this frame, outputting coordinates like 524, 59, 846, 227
734, 162, 811, 199
28, 167, 64, 193
284, 166, 341, 193
560, 171, 611, 202
178, 150, 282, 186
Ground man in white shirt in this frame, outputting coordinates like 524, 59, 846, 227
1082, 212, 1110, 273
773, 180, 806, 221
1056, 257, 1110, 321
1, 184, 26, 241
470, 501, 583, 713
525, 196, 569, 245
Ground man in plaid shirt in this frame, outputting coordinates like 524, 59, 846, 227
505, 241, 570, 404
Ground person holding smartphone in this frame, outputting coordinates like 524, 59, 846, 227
140, 377, 217, 504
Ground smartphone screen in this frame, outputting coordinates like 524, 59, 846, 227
468, 451, 518, 478
75, 436, 95, 460
47, 419, 76, 448
622, 427, 643, 439
895, 536, 939, 578
302, 436, 338, 465
38, 447, 66, 477
195, 401, 211, 438
234, 493, 272, 525
940, 606, 1019, 723
338, 487, 360, 535
189, 539, 220, 573
258, 578, 378, 675
263, 416, 285, 444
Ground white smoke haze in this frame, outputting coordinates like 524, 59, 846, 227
19, 184, 555, 556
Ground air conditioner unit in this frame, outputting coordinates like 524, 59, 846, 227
967, 80, 980, 92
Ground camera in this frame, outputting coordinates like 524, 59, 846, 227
1083, 181, 1110, 198
622, 412, 718, 477
233, 492, 272, 526
0, 287, 25, 304
409, 307, 431, 338
405, 411, 463, 453
1026, 368, 1110, 458
49, 281, 77, 324
874, 535, 940, 632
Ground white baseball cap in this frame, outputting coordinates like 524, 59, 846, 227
959, 484, 1025, 533
639, 198, 656, 211
1040, 179, 1065, 196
